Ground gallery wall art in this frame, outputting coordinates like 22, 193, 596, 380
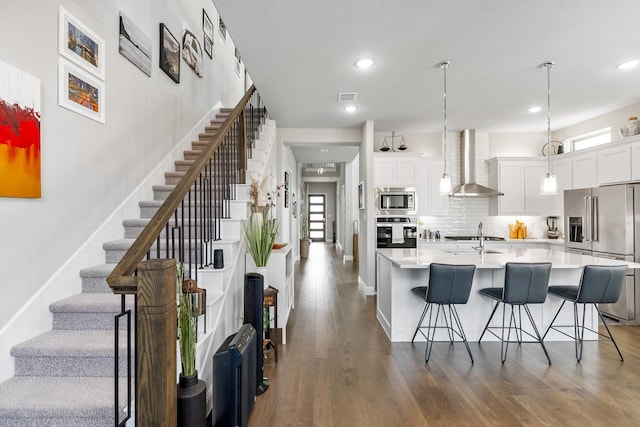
119, 12, 152, 76
159, 23, 180, 83
182, 29, 203, 78
202, 9, 213, 59
0, 60, 41, 198
58, 6, 105, 79
58, 59, 105, 123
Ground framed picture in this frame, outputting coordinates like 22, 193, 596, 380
292, 193, 297, 218
203, 35, 213, 59
218, 15, 227, 42
118, 12, 152, 77
0, 60, 41, 198
284, 171, 290, 190
58, 6, 105, 79
285, 189, 289, 208
202, 9, 213, 40
58, 59, 105, 123
182, 29, 203, 78
358, 181, 365, 210
159, 23, 180, 83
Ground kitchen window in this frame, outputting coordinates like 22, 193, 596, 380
567, 127, 611, 151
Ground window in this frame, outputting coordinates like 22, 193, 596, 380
568, 128, 611, 151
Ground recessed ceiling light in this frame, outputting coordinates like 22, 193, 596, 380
344, 105, 357, 113
617, 60, 640, 70
355, 58, 375, 69
527, 106, 542, 113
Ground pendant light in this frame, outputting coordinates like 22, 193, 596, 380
541, 61, 558, 195
438, 61, 452, 195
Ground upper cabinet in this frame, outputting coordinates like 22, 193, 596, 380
373, 155, 447, 215
597, 144, 632, 185
487, 158, 549, 215
572, 152, 597, 189
373, 156, 416, 186
415, 159, 448, 215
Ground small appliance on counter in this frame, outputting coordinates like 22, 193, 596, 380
546, 216, 560, 239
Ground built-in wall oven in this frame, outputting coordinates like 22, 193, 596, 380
376, 217, 417, 248
374, 187, 417, 215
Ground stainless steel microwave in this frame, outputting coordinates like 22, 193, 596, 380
374, 187, 417, 215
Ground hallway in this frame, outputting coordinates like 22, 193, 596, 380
249, 243, 640, 426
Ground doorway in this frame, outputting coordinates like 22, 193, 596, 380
308, 194, 326, 242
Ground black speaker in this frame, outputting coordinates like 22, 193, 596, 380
244, 273, 269, 394
213, 249, 224, 269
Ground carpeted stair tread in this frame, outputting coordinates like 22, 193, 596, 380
50, 293, 127, 313
11, 330, 127, 358
0, 376, 126, 423
79, 263, 115, 278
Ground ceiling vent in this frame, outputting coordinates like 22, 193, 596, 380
337, 92, 358, 103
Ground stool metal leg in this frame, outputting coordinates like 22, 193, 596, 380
411, 302, 430, 343
425, 304, 440, 362
542, 299, 567, 340
523, 305, 551, 365
479, 300, 500, 342
449, 304, 474, 363
594, 303, 624, 361
500, 304, 515, 364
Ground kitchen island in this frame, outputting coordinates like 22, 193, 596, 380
376, 247, 640, 342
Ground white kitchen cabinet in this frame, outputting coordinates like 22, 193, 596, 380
633, 143, 640, 181
487, 158, 549, 215
549, 156, 572, 214
571, 152, 597, 189
373, 156, 416, 186
415, 159, 448, 215
597, 144, 632, 185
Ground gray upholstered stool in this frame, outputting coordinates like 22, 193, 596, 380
411, 263, 476, 363
478, 262, 552, 364
543, 264, 627, 362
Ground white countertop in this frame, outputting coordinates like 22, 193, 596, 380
377, 247, 640, 269
418, 238, 564, 246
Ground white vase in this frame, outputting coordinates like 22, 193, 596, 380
619, 116, 640, 138
255, 266, 269, 290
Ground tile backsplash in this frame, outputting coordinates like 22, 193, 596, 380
418, 131, 560, 240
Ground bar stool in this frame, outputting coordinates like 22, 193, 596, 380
543, 265, 627, 362
411, 263, 476, 363
478, 262, 552, 364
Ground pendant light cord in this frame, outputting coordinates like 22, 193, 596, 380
544, 61, 554, 175
439, 61, 450, 176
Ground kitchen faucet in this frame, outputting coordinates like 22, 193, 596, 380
477, 221, 484, 251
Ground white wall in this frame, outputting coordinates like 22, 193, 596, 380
0, 0, 246, 377
552, 101, 640, 143
359, 121, 376, 294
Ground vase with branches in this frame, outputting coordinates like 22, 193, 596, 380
244, 177, 283, 268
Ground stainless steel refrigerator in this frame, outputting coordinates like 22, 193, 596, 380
564, 184, 638, 324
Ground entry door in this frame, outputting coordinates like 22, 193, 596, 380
308, 194, 326, 242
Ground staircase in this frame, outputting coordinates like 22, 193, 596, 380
0, 109, 276, 426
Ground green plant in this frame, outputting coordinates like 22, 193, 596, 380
177, 263, 196, 377
244, 177, 282, 267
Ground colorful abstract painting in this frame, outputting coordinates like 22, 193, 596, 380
0, 60, 41, 198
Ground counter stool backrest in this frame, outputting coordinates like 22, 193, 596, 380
577, 265, 627, 304
503, 262, 552, 305
427, 263, 476, 305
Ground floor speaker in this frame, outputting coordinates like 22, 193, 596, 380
244, 273, 269, 394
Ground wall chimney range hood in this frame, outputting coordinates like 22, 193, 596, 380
451, 129, 503, 197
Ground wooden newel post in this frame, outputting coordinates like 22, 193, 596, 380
136, 259, 177, 426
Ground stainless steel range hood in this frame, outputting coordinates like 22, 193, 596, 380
451, 129, 503, 197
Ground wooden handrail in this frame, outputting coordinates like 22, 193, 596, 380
106, 85, 257, 294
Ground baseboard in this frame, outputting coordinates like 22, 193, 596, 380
358, 275, 375, 295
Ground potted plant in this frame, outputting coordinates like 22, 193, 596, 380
176, 263, 206, 427
244, 177, 282, 288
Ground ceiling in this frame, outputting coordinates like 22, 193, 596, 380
213, 0, 640, 164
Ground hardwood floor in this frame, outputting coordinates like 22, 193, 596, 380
249, 243, 640, 426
